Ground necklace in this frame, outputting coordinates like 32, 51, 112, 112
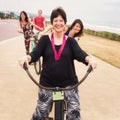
51, 33, 66, 61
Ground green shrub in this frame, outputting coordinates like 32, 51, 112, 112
84, 29, 120, 42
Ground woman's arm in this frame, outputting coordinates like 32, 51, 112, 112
30, 20, 42, 31
17, 22, 23, 33
38, 25, 53, 39
69, 37, 97, 71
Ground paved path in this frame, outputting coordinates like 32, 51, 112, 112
0, 19, 21, 41
0, 36, 120, 120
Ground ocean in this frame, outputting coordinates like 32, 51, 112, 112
46, 16, 120, 35
84, 24, 120, 34
67, 17, 120, 35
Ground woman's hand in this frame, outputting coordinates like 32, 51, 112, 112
85, 56, 97, 71
18, 55, 31, 68
38, 32, 44, 39
74, 37, 80, 41
17, 28, 23, 33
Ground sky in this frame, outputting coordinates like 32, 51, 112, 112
0, 0, 120, 32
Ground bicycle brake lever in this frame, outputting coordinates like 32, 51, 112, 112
23, 62, 28, 70
87, 66, 92, 73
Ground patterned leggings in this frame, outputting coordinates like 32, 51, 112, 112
31, 88, 81, 120
25, 37, 38, 55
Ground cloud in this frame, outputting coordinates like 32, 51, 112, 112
0, 0, 120, 27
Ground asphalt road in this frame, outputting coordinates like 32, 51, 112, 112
0, 19, 21, 41
0, 20, 120, 120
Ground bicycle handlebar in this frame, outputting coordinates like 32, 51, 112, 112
23, 62, 92, 91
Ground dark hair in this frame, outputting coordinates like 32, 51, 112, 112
50, 7, 67, 24
19, 11, 29, 22
68, 19, 84, 37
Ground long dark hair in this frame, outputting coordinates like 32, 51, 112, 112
19, 11, 29, 22
68, 19, 84, 37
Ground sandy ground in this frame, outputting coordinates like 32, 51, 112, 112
0, 35, 120, 120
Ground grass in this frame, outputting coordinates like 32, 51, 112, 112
46, 21, 120, 69
79, 34, 120, 69
84, 29, 120, 42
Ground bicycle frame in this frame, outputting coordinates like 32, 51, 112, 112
29, 36, 41, 75
29, 36, 36, 52
23, 62, 92, 120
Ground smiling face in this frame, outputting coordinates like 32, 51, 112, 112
19, 11, 28, 22
73, 23, 81, 34
21, 12, 26, 20
52, 15, 65, 33
38, 10, 42, 17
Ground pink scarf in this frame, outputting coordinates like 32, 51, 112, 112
51, 33, 66, 61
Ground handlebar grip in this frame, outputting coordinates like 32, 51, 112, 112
87, 66, 92, 73
23, 62, 28, 70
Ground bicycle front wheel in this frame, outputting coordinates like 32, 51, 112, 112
34, 58, 41, 75
55, 101, 65, 120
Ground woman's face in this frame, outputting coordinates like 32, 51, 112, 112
73, 23, 81, 33
52, 15, 65, 33
38, 10, 42, 16
21, 13, 26, 20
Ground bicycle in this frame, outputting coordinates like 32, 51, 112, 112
29, 34, 41, 75
18, 30, 41, 75
23, 62, 92, 120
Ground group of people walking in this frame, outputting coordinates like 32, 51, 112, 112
18, 7, 97, 120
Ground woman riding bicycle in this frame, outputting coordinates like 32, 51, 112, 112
19, 7, 97, 120
17, 11, 40, 54
33, 9, 46, 34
